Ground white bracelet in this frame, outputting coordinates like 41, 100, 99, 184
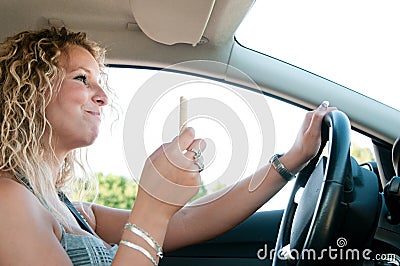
120, 240, 158, 266
124, 223, 163, 258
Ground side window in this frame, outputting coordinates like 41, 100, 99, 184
91, 67, 281, 205
88, 67, 375, 211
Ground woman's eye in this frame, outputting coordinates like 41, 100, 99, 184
74, 74, 88, 86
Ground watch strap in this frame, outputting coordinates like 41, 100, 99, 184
269, 154, 295, 181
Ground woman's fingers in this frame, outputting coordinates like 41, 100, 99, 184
289, 101, 338, 165
185, 138, 207, 169
311, 102, 337, 128
137, 127, 205, 211
175, 127, 196, 153
164, 128, 207, 173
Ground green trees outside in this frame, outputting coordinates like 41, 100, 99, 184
350, 142, 375, 163
83, 173, 138, 210
83, 173, 210, 210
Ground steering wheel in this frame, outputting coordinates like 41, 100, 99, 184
273, 110, 352, 265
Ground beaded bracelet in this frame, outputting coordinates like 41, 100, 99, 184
124, 223, 163, 258
120, 240, 157, 266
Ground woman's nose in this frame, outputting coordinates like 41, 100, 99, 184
92, 87, 108, 106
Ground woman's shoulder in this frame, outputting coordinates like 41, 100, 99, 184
0, 174, 71, 265
0, 175, 52, 226
0, 174, 35, 203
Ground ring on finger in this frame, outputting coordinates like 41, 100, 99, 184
194, 161, 204, 172
189, 148, 201, 161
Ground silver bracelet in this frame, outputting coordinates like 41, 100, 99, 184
120, 240, 158, 266
124, 223, 163, 258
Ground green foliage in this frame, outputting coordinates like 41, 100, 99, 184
350, 143, 375, 163
211, 181, 227, 193
82, 173, 212, 209
84, 173, 138, 210
79, 173, 212, 209
190, 181, 208, 202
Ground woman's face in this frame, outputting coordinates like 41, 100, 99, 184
46, 45, 108, 155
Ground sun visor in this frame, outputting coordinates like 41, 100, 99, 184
130, 0, 215, 46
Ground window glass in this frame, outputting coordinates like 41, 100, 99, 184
235, 0, 400, 111
89, 67, 375, 210
91, 67, 281, 203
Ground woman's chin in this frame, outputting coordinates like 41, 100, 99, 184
77, 132, 99, 148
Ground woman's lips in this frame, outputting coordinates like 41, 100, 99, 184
86, 110, 101, 120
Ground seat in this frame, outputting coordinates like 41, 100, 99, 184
384, 136, 400, 224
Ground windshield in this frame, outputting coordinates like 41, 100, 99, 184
235, 0, 399, 111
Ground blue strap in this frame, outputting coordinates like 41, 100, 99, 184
58, 192, 96, 235
15, 169, 96, 236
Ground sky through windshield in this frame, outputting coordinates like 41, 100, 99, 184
235, 0, 400, 111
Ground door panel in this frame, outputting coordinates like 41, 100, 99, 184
160, 210, 283, 266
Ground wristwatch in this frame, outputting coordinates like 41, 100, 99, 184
269, 154, 295, 181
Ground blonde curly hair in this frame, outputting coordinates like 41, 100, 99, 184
0, 27, 108, 226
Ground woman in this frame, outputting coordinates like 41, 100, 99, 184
0, 27, 335, 265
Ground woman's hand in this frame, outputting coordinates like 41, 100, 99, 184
134, 127, 206, 219
284, 102, 337, 171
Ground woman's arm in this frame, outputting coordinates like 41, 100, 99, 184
74, 127, 204, 265
77, 127, 204, 240
78, 152, 300, 250
163, 104, 336, 251
74, 202, 129, 244
81, 105, 334, 254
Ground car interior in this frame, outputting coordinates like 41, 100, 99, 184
1, 0, 399, 265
